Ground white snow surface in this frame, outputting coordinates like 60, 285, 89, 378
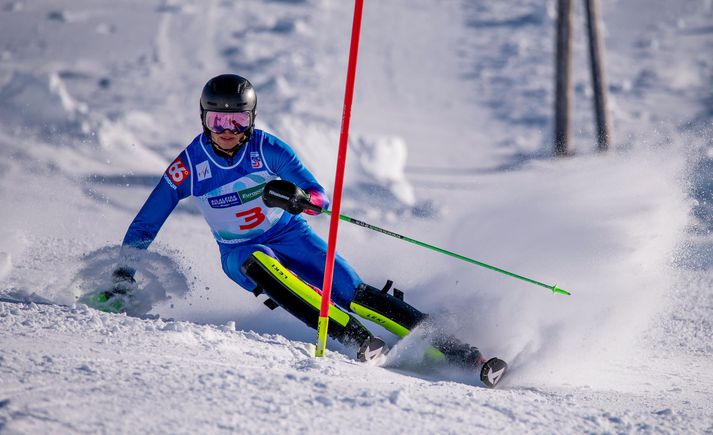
1, 0, 712, 433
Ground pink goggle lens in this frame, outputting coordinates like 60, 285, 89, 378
204, 111, 252, 134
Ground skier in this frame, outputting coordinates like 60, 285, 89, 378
102, 74, 506, 387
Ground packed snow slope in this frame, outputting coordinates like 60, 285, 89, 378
1, 0, 712, 433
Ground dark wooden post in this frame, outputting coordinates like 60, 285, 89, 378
584, 0, 611, 151
554, 0, 573, 156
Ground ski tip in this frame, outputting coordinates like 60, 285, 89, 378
480, 357, 508, 388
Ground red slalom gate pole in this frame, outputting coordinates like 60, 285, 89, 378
316, 0, 364, 357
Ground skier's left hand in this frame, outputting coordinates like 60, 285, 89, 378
303, 189, 326, 216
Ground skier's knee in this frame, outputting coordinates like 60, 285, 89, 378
349, 280, 428, 338
222, 244, 274, 288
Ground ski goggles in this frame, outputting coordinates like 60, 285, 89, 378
203, 111, 252, 134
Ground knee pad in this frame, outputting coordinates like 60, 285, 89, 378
241, 251, 372, 348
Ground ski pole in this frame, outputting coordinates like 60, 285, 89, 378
307, 205, 571, 296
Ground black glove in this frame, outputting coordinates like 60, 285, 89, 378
84, 267, 137, 313
111, 267, 136, 294
262, 180, 319, 215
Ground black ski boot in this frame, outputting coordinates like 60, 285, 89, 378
351, 281, 508, 385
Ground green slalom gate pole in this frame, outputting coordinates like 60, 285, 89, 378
316, 208, 571, 296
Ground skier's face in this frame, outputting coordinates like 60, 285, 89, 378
211, 130, 245, 153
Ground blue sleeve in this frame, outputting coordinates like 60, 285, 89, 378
122, 152, 192, 250
262, 132, 331, 209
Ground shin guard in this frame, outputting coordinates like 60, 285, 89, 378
350, 282, 483, 367
241, 251, 372, 348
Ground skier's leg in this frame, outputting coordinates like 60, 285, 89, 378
350, 282, 484, 368
241, 251, 384, 360
266, 217, 362, 309
220, 243, 274, 292
263, 219, 481, 366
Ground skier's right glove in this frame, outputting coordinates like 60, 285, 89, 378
86, 267, 137, 313
262, 180, 323, 215
111, 267, 136, 293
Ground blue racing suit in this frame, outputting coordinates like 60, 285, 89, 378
121, 130, 362, 308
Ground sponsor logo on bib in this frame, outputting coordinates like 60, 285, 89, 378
238, 184, 264, 203
209, 193, 241, 209
196, 161, 212, 181
207, 184, 265, 209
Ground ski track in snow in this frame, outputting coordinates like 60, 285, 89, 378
1, 0, 713, 432
1, 302, 710, 434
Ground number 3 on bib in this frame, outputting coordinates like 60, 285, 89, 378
235, 207, 266, 230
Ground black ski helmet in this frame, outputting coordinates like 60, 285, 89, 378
200, 74, 257, 145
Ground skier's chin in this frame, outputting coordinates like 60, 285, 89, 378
212, 133, 245, 151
